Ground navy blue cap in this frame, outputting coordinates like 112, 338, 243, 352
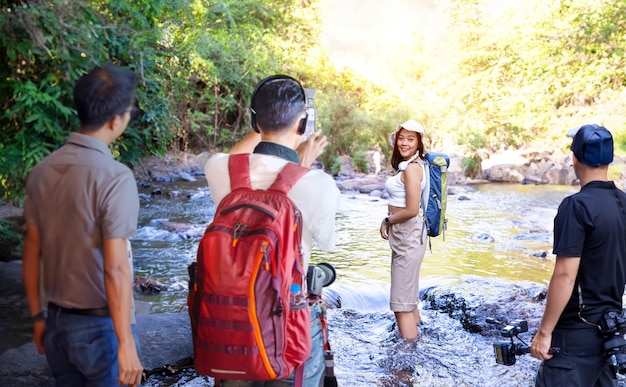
566, 124, 613, 166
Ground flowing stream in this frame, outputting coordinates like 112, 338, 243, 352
133, 179, 579, 387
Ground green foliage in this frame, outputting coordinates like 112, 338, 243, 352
0, 0, 179, 201
615, 130, 626, 154
310, 69, 392, 170
328, 156, 342, 176
352, 153, 368, 174
0, 0, 324, 201
2, 0, 626, 202
0, 217, 23, 259
462, 156, 482, 179
456, 131, 487, 178
457, 132, 488, 153
385, 0, 626, 156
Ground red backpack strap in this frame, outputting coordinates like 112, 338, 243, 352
268, 162, 308, 194
227, 153, 251, 191
293, 363, 305, 387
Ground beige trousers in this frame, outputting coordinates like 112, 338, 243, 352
388, 215, 427, 312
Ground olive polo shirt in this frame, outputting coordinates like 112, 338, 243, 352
24, 132, 139, 312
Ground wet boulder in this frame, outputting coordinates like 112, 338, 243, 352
421, 276, 547, 337
133, 276, 168, 295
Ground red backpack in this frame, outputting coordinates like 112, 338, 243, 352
188, 153, 311, 385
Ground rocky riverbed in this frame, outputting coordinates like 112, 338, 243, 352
1, 146, 626, 386
0, 259, 195, 387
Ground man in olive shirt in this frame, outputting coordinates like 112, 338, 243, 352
22, 64, 143, 387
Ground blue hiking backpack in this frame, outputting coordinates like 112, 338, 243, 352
421, 152, 450, 239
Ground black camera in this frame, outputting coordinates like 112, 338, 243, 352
599, 310, 626, 336
500, 319, 528, 338
599, 310, 626, 376
493, 341, 530, 366
487, 318, 531, 366
307, 262, 336, 297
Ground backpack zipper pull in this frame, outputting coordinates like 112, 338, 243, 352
232, 223, 248, 247
294, 210, 302, 239
432, 193, 441, 210
259, 241, 269, 271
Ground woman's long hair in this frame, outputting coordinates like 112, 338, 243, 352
390, 132, 425, 171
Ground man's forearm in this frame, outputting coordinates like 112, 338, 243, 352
228, 131, 261, 154
539, 271, 576, 334
22, 226, 42, 316
103, 239, 134, 345
105, 267, 132, 338
104, 238, 143, 386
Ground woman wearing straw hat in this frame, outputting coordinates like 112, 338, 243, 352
380, 119, 428, 340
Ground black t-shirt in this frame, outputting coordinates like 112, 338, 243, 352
554, 181, 626, 327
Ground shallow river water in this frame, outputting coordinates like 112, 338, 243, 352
133, 179, 580, 387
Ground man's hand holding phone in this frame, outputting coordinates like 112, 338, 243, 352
297, 129, 327, 168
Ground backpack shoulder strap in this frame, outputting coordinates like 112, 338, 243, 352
420, 156, 430, 214
227, 153, 252, 191
293, 363, 305, 387
268, 162, 309, 194
420, 156, 433, 252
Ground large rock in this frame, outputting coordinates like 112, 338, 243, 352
334, 155, 357, 178
136, 312, 193, 371
133, 152, 205, 184
0, 344, 53, 387
0, 260, 193, 386
336, 174, 386, 193
483, 164, 525, 183
481, 149, 578, 185
0, 312, 193, 387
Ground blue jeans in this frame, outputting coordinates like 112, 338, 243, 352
222, 301, 325, 387
44, 305, 140, 387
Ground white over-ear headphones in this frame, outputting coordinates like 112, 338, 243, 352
398, 152, 420, 171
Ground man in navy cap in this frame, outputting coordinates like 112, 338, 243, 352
530, 124, 626, 386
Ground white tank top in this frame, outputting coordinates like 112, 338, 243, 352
385, 162, 426, 207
